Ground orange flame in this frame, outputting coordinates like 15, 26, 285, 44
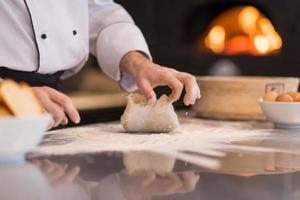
203, 6, 282, 55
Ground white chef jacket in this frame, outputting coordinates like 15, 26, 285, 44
0, 0, 151, 91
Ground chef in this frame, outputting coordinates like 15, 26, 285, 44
0, 0, 201, 128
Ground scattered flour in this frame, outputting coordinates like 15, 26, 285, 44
30, 118, 281, 169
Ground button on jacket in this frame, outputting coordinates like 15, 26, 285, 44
0, 0, 151, 91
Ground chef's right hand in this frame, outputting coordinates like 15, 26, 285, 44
33, 86, 80, 128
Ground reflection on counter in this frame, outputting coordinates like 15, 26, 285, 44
5, 140, 300, 200
23, 148, 300, 200
0, 158, 198, 200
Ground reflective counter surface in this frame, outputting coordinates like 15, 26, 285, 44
2, 116, 300, 200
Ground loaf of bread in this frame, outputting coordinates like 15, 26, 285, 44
0, 79, 44, 117
0, 106, 11, 116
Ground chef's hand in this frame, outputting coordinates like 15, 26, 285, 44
120, 51, 201, 105
33, 87, 80, 128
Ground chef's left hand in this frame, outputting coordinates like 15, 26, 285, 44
33, 87, 80, 128
120, 51, 201, 105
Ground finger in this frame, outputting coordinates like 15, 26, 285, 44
47, 119, 55, 130
162, 74, 183, 103
54, 166, 80, 185
62, 163, 68, 170
43, 87, 80, 124
61, 116, 68, 125
149, 174, 183, 196
47, 163, 66, 183
141, 172, 156, 188
141, 176, 176, 196
177, 73, 198, 106
137, 78, 157, 105
163, 174, 183, 193
191, 91, 198, 106
46, 88, 80, 124
40, 159, 55, 174
179, 172, 200, 193
44, 101, 65, 127
190, 85, 200, 105
197, 86, 201, 99
31, 159, 42, 167
35, 91, 66, 127
175, 73, 198, 105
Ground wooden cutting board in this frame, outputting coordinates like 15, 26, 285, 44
193, 76, 300, 120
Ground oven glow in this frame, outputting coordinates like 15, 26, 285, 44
254, 35, 270, 54
205, 25, 226, 53
203, 6, 283, 56
239, 6, 259, 34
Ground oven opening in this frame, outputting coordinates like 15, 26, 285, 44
184, 3, 283, 57
201, 6, 282, 56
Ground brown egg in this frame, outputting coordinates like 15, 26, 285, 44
276, 94, 294, 102
286, 91, 299, 100
294, 93, 300, 102
263, 91, 279, 102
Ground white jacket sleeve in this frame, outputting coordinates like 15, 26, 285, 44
89, 0, 152, 92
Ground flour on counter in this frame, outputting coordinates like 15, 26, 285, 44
32, 118, 279, 170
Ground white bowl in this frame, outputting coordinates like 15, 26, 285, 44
0, 115, 51, 157
259, 100, 300, 129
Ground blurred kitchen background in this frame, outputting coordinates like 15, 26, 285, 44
61, 0, 300, 126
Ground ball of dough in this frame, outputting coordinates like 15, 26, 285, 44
121, 94, 179, 133
263, 92, 279, 102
